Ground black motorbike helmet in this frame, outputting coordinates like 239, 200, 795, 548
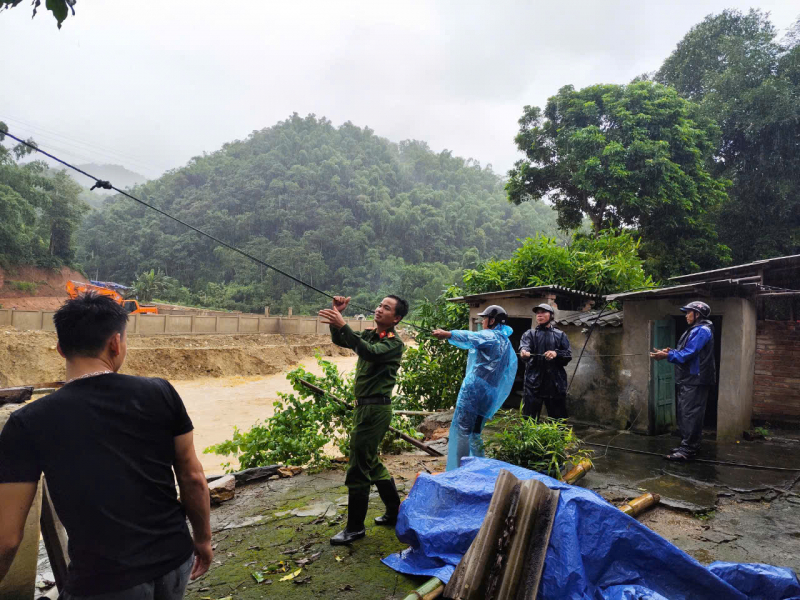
477, 305, 508, 326
680, 301, 711, 319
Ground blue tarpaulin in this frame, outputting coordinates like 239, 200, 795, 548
382, 458, 800, 600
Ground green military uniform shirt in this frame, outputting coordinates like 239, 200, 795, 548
330, 324, 404, 399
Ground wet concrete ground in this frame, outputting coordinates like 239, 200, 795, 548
35, 430, 800, 596
181, 456, 444, 600
580, 427, 800, 511
575, 427, 800, 573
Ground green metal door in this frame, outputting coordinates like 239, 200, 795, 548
650, 319, 676, 434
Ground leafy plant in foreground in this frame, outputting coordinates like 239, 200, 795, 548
486, 413, 592, 479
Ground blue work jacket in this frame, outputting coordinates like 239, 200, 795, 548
668, 319, 716, 386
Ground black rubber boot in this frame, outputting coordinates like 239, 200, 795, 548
374, 478, 401, 526
330, 488, 369, 545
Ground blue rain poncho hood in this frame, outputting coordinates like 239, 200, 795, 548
447, 324, 518, 419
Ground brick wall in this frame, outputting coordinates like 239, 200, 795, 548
753, 321, 800, 423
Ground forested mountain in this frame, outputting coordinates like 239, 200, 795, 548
76, 114, 561, 314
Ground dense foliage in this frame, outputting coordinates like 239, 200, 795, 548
462, 230, 653, 296
506, 81, 730, 279
395, 230, 653, 412
0, 123, 90, 269
396, 284, 471, 411
77, 114, 561, 314
205, 355, 422, 472
486, 414, 592, 478
655, 9, 800, 265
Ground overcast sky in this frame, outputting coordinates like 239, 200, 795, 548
1, 1, 797, 180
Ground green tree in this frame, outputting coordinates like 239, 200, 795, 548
506, 82, 730, 278
1, 0, 76, 28
655, 10, 800, 263
0, 123, 88, 268
132, 269, 163, 304
40, 171, 90, 262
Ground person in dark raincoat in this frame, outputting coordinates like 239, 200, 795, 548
651, 301, 715, 461
519, 303, 572, 420
432, 305, 517, 471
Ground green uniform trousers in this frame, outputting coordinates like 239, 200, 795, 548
345, 404, 392, 492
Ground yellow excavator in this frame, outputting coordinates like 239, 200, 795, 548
65, 280, 158, 314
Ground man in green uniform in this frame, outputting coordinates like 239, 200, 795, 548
319, 294, 408, 545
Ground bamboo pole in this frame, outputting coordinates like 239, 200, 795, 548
562, 459, 593, 485
402, 577, 443, 600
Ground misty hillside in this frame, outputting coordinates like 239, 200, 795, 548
76, 114, 561, 313
72, 163, 148, 193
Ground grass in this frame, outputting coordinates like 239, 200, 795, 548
8, 280, 38, 294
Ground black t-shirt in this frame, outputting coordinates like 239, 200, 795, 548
0, 373, 194, 595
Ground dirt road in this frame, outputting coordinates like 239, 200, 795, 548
176, 354, 359, 474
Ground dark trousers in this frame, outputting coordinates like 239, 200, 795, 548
58, 554, 193, 600
522, 390, 568, 420
676, 384, 710, 456
345, 404, 392, 491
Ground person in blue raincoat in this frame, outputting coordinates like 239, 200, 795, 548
432, 305, 518, 471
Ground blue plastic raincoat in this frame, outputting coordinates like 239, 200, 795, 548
446, 325, 517, 470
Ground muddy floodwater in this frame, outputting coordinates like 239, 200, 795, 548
174, 354, 359, 474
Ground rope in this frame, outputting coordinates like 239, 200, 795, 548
1, 129, 381, 315
566, 301, 612, 393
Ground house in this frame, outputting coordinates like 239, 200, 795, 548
607, 254, 800, 441
447, 254, 800, 440
447, 286, 627, 426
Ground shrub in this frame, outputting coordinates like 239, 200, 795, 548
486, 413, 592, 479
205, 354, 422, 472
9, 280, 37, 294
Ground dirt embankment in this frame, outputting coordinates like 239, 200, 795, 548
0, 328, 350, 387
0, 265, 87, 310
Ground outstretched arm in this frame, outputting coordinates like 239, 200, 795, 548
321, 296, 361, 348
444, 329, 494, 351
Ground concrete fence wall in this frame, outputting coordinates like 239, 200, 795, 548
0, 308, 370, 335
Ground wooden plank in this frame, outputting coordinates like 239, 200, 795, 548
0, 387, 33, 404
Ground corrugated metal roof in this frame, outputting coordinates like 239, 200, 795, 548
556, 309, 623, 327
669, 254, 800, 284
443, 469, 560, 600
605, 277, 764, 301
448, 285, 602, 304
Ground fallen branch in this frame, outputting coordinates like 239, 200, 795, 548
296, 379, 443, 458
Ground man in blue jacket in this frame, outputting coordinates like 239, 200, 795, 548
432, 305, 518, 471
519, 304, 572, 420
651, 301, 716, 461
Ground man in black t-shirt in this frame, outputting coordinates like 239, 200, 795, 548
0, 294, 212, 598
